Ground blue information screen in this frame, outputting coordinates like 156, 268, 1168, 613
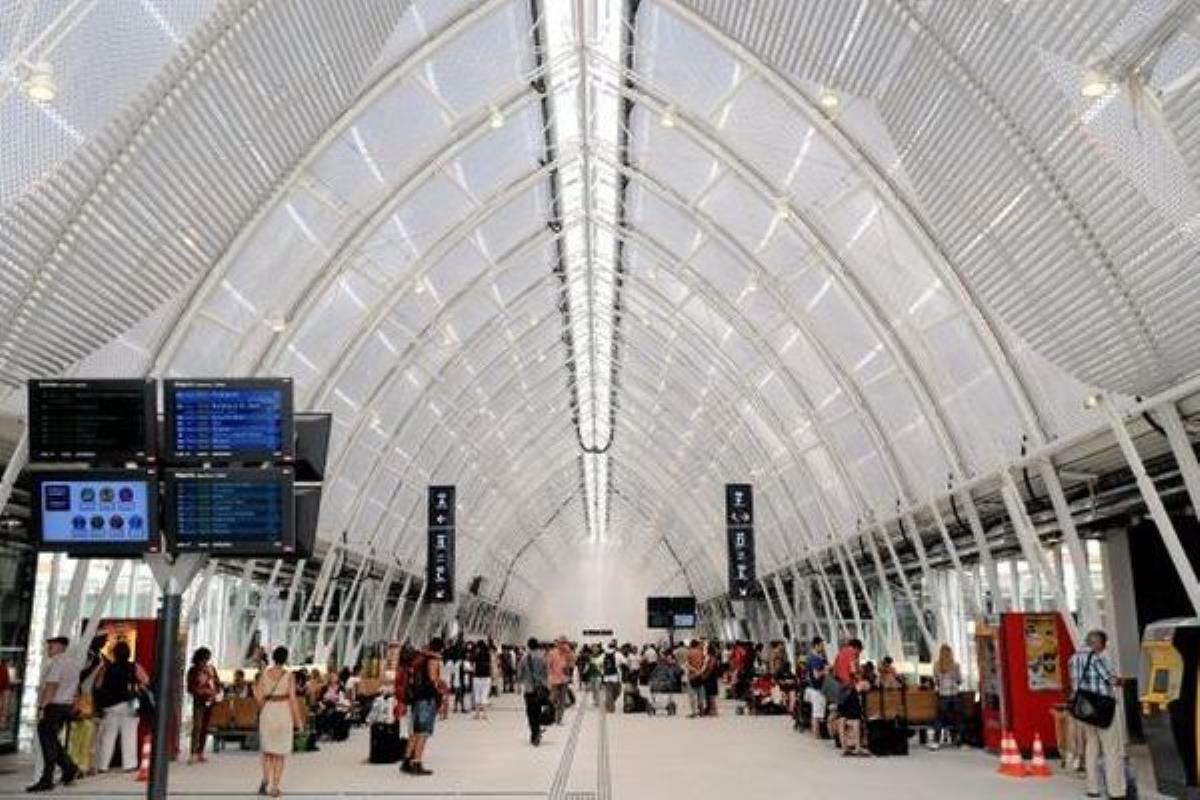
39, 479, 151, 545
171, 385, 286, 458
171, 475, 288, 551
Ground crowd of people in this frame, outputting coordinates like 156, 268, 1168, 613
24, 625, 1130, 798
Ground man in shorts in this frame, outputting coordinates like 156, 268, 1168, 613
803, 637, 829, 736
402, 637, 445, 776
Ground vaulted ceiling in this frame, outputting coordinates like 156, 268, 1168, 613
2, 0, 1198, 610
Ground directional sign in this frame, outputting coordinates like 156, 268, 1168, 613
725, 483, 755, 598
427, 485, 456, 529
427, 485, 456, 603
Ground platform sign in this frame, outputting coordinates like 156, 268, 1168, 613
725, 483, 755, 598
427, 486, 456, 603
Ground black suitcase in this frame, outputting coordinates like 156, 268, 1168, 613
369, 722, 403, 763
624, 690, 647, 714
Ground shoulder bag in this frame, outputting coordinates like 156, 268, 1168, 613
1068, 653, 1116, 729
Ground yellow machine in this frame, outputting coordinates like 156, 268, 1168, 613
1140, 618, 1200, 799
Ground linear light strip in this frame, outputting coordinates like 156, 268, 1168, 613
545, 0, 625, 541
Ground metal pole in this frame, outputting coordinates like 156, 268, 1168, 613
960, 490, 1005, 611
1038, 462, 1101, 631
147, 592, 181, 800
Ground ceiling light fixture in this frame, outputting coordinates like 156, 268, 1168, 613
266, 314, 288, 333
818, 89, 840, 110
659, 106, 677, 128
1084, 392, 1104, 409
489, 106, 505, 129
25, 61, 57, 102
1080, 70, 1112, 98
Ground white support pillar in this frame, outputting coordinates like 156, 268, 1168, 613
961, 490, 1005, 612
401, 582, 428, 645
1039, 460, 1102, 631
1100, 528, 1141, 675
901, 514, 945, 641
279, 560, 307, 653
56, 559, 91, 639
929, 501, 979, 618
72, 561, 125, 667
44, 554, 62, 639
813, 567, 846, 642
185, 560, 219, 627
241, 560, 282, 659
838, 538, 889, 650
1159, 402, 1200, 514
387, 573, 415, 641
1106, 400, 1200, 614
828, 540, 865, 640
1001, 473, 1080, 647
876, 526, 936, 655
862, 528, 903, 653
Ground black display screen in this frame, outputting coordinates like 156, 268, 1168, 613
647, 597, 673, 629
648, 596, 697, 629
31, 469, 159, 556
28, 380, 155, 462
165, 468, 294, 555
165, 379, 293, 461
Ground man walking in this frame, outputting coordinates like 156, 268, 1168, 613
27, 636, 79, 793
1069, 630, 1127, 800
517, 638, 549, 746
401, 637, 444, 777
547, 637, 572, 724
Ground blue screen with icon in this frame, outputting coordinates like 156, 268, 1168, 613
39, 478, 152, 544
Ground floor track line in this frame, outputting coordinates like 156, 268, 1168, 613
596, 704, 612, 800
548, 697, 588, 800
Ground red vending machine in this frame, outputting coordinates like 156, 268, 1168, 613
977, 612, 1073, 754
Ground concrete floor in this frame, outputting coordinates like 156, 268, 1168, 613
0, 693, 1159, 798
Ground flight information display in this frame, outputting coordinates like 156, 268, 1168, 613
28, 380, 155, 462
165, 468, 294, 555
165, 379, 293, 461
33, 470, 158, 555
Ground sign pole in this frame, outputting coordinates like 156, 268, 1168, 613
144, 553, 206, 800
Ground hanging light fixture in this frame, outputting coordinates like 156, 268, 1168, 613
25, 61, 57, 102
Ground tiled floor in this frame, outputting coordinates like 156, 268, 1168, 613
0, 693, 1159, 798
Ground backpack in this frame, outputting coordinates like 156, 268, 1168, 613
406, 655, 435, 703
603, 651, 617, 676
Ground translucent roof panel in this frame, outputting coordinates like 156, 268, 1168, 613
0, 0, 1195, 608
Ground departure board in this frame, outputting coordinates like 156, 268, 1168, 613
27, 380, 155, 462
165, 469, 294, 555
32, 470, 159, 555
165, 379, 293, 461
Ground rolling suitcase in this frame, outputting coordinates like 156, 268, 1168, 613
369, 722, 403, 764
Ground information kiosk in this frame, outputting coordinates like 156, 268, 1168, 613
1140, 618, 1200, 799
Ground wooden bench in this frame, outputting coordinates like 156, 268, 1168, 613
209, 697, 259, 752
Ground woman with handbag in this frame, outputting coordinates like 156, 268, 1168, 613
1068, 629, 1127, 799
93, 642, 150, 773
255, 646, 302, 797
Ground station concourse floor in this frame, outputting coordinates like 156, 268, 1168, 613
0, 693, 1160, 799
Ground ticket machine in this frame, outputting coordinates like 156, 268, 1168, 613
1140, 618, 1200, 799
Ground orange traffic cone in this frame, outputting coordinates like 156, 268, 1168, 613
135, 738, 151, 782
1028, 732, 1052, 778
996, 731, 1027, 778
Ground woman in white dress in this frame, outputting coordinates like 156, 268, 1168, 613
254, 646, 301, 797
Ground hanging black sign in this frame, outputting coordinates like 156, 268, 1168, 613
725, 483, 755, 598
427, 485, 456, 603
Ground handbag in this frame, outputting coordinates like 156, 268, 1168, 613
132, 684, 156, 719
1068, 654, 1117, 729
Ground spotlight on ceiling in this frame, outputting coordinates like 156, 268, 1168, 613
818, 89, 840, 110
488, 106, 505, 129
659, 106, 677, 128
1084, 392, 1104, 409
25, 61, 57, 102
266, 314, 288, 333
1080, 71, 1112, 98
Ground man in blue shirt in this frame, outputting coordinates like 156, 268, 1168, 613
803, 637, 828, 736
1069, 629, 1126, 799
